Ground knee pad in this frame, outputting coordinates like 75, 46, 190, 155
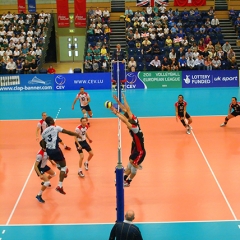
43, 181, 51, 187
131, 166, 137, 174
61, 166, 67, 172
126, 162, 132, 170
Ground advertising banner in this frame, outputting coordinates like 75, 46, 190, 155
0, 74, 54, 92
138, 71, 182, 88
56, 0, 70, 27
28, 0, 36, 13
18, 0, 26, 13
54, 73, 111, 90
74, 0, 86, 27
182, 70, 239, 88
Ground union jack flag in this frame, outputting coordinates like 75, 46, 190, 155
136, 0, 169, 6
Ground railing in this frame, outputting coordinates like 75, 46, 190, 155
38, 14, 54, 70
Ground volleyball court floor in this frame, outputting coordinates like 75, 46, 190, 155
1, 88, 240, 240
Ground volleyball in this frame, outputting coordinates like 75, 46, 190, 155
104, 101, 112, 108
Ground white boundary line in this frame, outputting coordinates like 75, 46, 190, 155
191, 130, 237, 221
0, 115, 226, 122
5, 164, 35, 225
0, 219, 239, 227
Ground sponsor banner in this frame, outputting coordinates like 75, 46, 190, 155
28, 0, 36, 13
126, 72, 145, 89
138, 71, 182, 88
56, 0, 70, 27
74, 0, 86, 27
18, 0, 26, 13
54, 73, 111, 90
182, 70, 239, 88
0, 74, 54, 92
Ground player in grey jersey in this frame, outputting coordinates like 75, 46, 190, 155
41, 116, 79, 195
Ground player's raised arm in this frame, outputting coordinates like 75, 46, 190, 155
62, 129, 79, 137
110, 106, 132, 129
113, 95, 127, 112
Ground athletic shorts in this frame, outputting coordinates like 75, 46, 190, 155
36, 165, 51, 176
178, 112, 191, 119
129, 149, 146, 165
81, 104, 91, 112
46, 148, 65, 162
75, 140, 92, 154
231, 111, 240, 117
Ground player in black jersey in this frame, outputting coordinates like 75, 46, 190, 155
220, 97, 240, 127
110, 99, 146, 187
175, 95, 192, 134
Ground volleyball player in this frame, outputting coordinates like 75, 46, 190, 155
41, 117, 79, 195
220, 97, 240, 127
72, 87, 93, 125
109, 105, 146, 187
36, 112, 71, 150
74, 117, 94, 177
35, 146, 56, 203
175, 95, 192, 134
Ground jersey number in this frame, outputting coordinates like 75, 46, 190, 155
81, 97, 85, 101
47, 134, 52, 142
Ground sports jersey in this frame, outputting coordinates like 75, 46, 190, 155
230, 102, 240, 112
76, 92, 90, 107
42, 125, 63, 149
130, 125, 145, 151
36, 149, 48, 168
75, 124, 89, 142
37, 119, 47, 133
175, 101, 187, 114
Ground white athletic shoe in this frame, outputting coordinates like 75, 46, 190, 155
84, 162, 89, 171
220, 123, 226, 127
78, 171, 85, 177
124, 181, 130, 187
186, 129, 191, 135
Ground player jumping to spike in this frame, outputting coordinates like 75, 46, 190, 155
110, 96, 146, 187
175, 95, 193, 135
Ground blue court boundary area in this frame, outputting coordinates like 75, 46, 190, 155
1, 221, 240, 240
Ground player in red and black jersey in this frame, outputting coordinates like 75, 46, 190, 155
220, 97, 240, 127
175, 95, 193, 134
111, 94, 146, 187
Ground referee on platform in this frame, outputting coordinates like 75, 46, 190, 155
109, 210, 143, 240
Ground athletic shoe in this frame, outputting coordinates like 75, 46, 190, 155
56, 186, 66, 195
78, 171, 85, 177
36, 195, 45, 203
41, 182, 51, 187
65, 146, 71, 150
220, 123, 226, 127
64, 168, 69, 178
124, 181, 130, 187
186, 129, 191, 135
84, 162, 89, 171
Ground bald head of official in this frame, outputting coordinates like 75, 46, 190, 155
125, 210, 135, 222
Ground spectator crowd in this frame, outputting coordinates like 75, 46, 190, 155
0, 10, 51, 74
